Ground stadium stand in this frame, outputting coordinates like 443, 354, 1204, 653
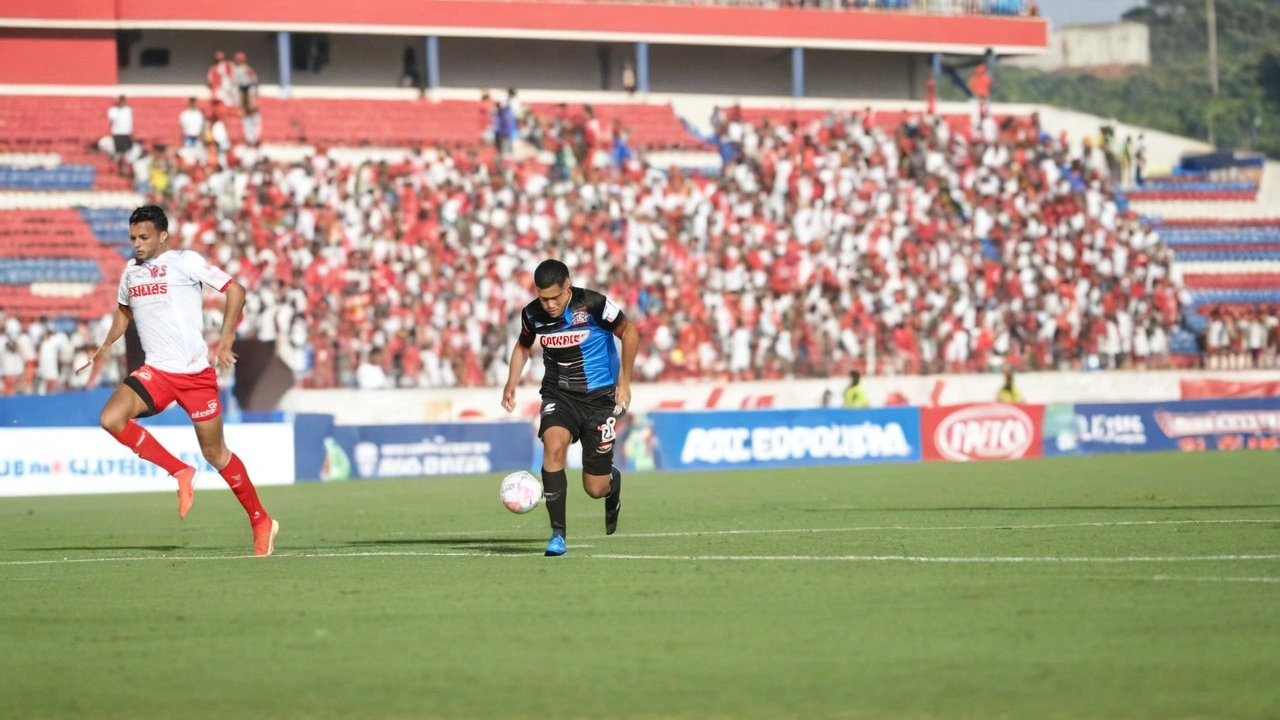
1, 94, 1276, 394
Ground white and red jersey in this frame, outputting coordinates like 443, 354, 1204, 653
117, 250, 233, 374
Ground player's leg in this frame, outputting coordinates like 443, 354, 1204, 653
190, 414, 277, 556
581, 410, 622, 535
100, 374, 197, 517
539, 426, 572, 556
179, 369, 277, 556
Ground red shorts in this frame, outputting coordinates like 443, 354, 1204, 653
129, 365, 222, 422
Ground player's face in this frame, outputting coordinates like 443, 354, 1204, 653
536, 280, 571, 318
129, 222, 168, 261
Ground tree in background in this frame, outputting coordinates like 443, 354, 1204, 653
949, 0, 1280, 157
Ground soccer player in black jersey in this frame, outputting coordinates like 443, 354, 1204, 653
502, 259, 640, 556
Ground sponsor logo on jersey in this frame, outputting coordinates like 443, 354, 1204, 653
570, 310, 590, 327
129, 282, 168, 298
145, 264, 168, 279
191, 399, 220, 420
541, 330, 589, 348
934, 405, 1034, 462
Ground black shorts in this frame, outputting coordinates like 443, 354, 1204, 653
112, 135, 132, 154
538, 388, 618, 476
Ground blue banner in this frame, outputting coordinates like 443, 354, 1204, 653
298, 421, 534, 480
650, 407, 922, 471
1045, 398, 1280, 456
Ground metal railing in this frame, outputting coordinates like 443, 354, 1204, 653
465, 0, 1036, 16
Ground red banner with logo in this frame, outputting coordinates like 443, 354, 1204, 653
1180, 379, 1280, 400
921, 404, 1044, 462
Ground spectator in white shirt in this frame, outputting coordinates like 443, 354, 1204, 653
209, 110, 232, 164
106, 95, 133, 173
242, 107, 263, 148
233, 52, 259, 112
1246, 310, 1267, 367
179, 97, 206, 147
355, 348, 390, 390
37, 326, 67, 395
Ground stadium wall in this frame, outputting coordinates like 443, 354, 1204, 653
0, 423, 295, 496
0, 29, 117, 85
1004, 22, 1150, 73
2, 397, 1275, 495
276, 370, 1280, 424
115, 30, 926, 99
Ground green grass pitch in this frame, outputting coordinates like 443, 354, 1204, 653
2, 451, 1278, 720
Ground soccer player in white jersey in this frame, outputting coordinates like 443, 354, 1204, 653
80, 205, 278, 556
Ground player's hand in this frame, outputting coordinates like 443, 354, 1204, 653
215, 343, 238, 371
501, 383, 517, 413
77, 348, 103, 374
613, 383, 631, 417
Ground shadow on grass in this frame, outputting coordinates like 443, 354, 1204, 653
344, 537, 536, 555
801, 504, 1280, 512
14, 545, 186, 552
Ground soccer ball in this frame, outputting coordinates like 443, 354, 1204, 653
500, 471, 543, 514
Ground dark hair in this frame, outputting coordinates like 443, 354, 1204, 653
849, 370, 861, 385
534, 259, 570, 289
129, 205, 169, 233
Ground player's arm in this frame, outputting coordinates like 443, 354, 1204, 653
183, 250, 242, 370
215, 280, 246, 370
502, 310, 536, 413
586, 290, 639, 415
79, 304, 132, 373
612, 315, 639, 415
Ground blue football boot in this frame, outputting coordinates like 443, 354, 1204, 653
545, 530, 567, 557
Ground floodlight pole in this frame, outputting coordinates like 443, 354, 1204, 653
1206, 0, 1219, 145
1206, 0, 1219, 97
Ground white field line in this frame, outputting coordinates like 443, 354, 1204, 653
2, 551, 1279, 567
1078, 575, 1280, 584
585, 554, 1280, 563
611, 518, 1280, 539
369, 518, 1279, 541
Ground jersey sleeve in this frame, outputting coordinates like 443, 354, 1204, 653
117, 265, 131, 306
517, 307, 536, 349
584, 289, 625, 332
180, 250, 234, 292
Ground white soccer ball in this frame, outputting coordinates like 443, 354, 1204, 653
500, 471, 543, 514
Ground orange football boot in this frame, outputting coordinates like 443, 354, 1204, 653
173, 466, 197, 519
254, 519, 279, 557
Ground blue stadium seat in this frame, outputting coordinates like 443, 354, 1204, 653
0, 164, 96, 191
1169, 330, 1200, 355
1175, 249, 1280, 262
0, 258, 103, 285
77, 207, 133, 243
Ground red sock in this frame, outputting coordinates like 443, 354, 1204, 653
111, 420, 188, 476
219, 453, 269, 527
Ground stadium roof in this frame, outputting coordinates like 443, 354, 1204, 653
1, 0, 1049, 55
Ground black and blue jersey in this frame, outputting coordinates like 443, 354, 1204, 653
519, 287, 625, 398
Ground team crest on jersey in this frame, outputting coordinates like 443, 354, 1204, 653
145, 264, 168, 279
570, 310, 590, 327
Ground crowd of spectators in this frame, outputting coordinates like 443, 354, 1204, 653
5, 98, 1279, 396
